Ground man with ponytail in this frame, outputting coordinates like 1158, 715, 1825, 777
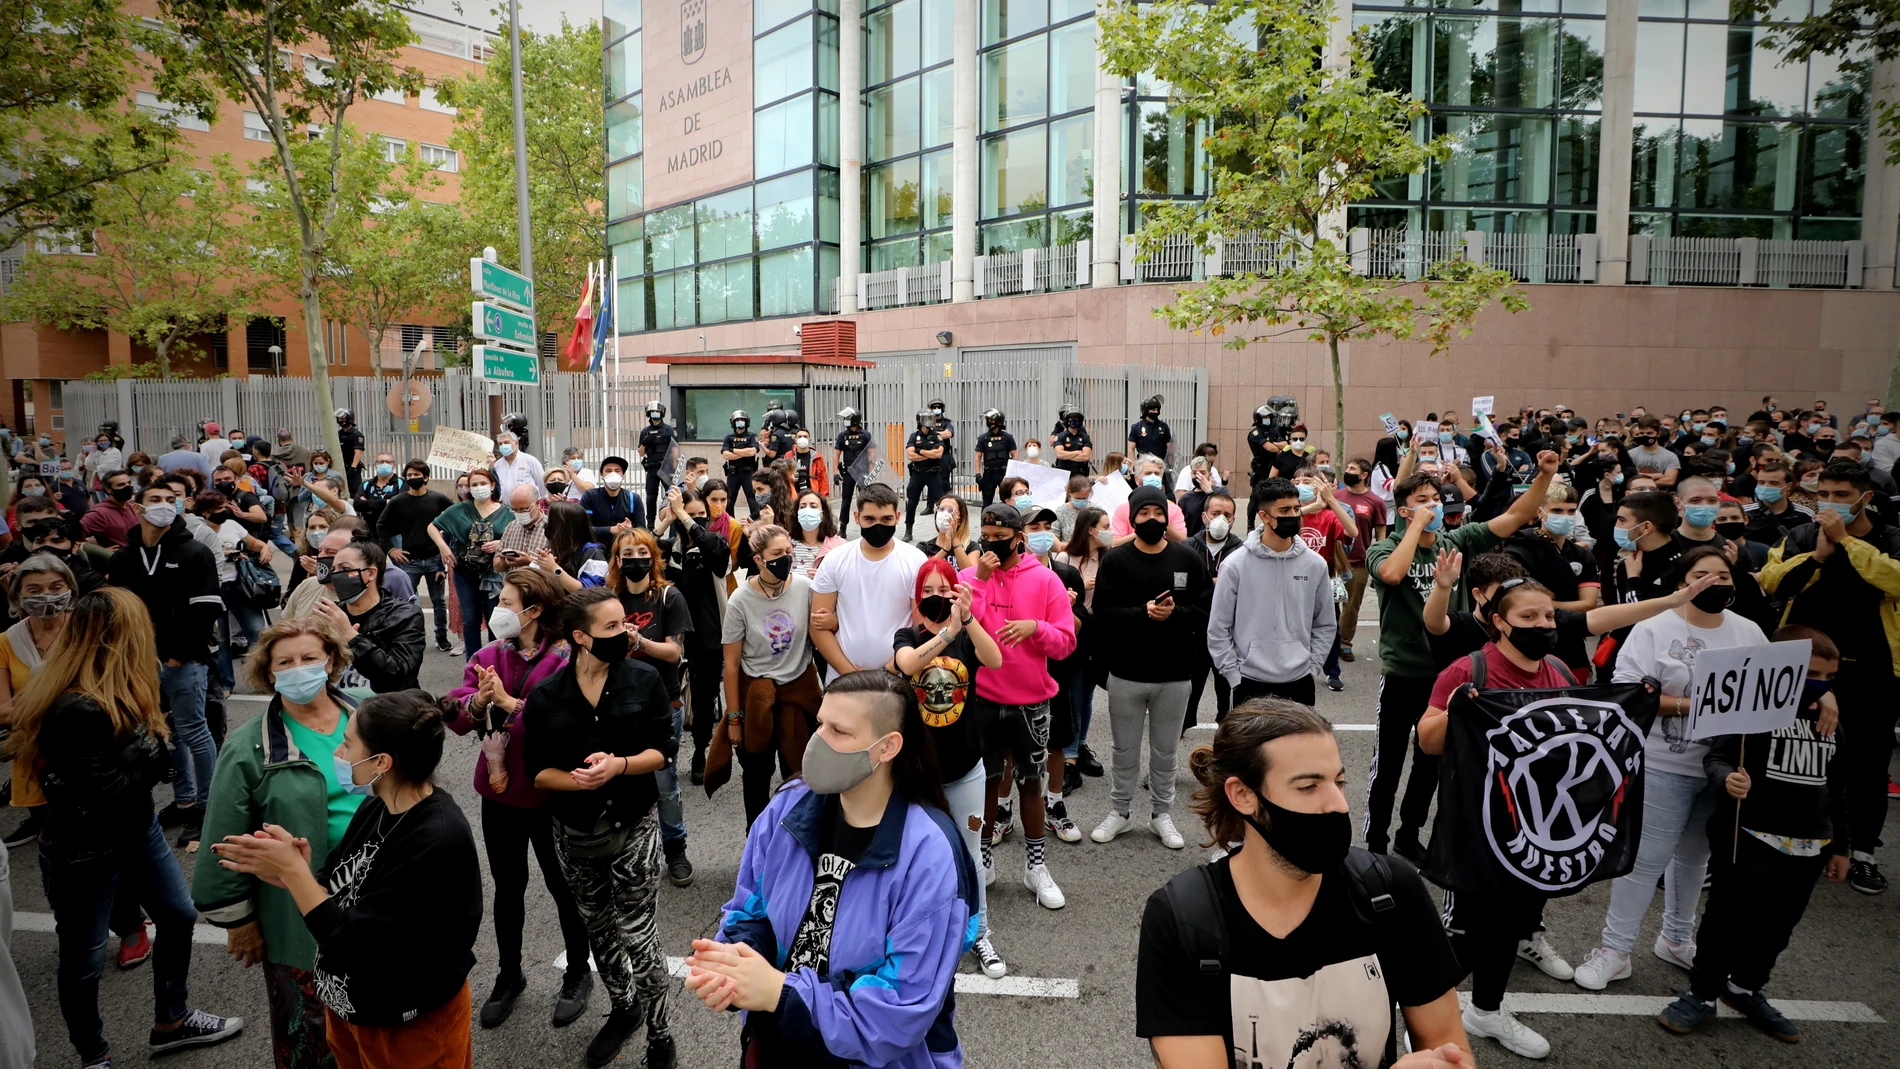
1136, 700, 1469, 1069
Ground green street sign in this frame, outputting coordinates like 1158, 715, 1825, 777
473, 301, 536, 347
474, 344, 539, 384
469, 257, 534, 312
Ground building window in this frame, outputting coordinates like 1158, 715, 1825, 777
243, 109, 271, 141
380, 136, 406, 161
419, 143, 459, 172
35, 230, 96, 256
135, 91, 211, 132
371, 84, 407, 106
419, 86, 456, 114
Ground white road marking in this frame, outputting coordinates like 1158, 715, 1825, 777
1187, 723, 1374, 732
227, 694, 272, 702
1457, 991, 1885, 1023
554, 951, 1081, 999
14, 912, 226, 946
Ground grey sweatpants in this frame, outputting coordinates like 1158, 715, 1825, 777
1106, 674, 1192, 818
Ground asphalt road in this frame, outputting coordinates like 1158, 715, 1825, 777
8, 593, 1899, 1069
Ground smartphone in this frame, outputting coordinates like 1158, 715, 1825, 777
1157, 590, 1174, 604
487, 702, 506, 735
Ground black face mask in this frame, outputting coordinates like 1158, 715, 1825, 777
405, 477, 427, 491
1691, 583, 1737, 613
1271, 514, 1303, 540
919, 595, 953, 623
546, 481, 568, 495
1503, 623, 1558, 661
621, 557, 652, 581
1634, 436, 1657, 447
763, 554, 794, 582
585, 631, 630, 663
1242, 788, 1351, 876
982, 536, 1018, 562
1134, 517, 1168, 545
214, 483, 236, 496
330, 569, 369, 605
109, 485, 134, 502
1814, 440, 1836, 454
860, 522, 897, 548
1715, 521, 1749, 542
1343, 473, 1364, 487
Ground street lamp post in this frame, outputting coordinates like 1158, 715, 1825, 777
268, 344, 283, 377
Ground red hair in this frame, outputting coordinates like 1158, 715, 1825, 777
912, 556, 959, 608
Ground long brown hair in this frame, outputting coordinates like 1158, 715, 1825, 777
607, 527, 669, 589
1187, 699, 1333, 849
4, 588, 166, 771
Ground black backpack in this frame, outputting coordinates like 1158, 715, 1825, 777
1163, 846, 1408, 978
1466, 646, 1577, 690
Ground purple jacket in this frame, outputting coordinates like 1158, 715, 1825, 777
719, 782, 977, 1069
445, 636, 570, 807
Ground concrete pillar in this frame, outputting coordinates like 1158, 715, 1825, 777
1595, 0, 1637, 284
952, 0, 978, 301
1860, 56, 1900, 290
839, 0, 863, 314
1090, 1, 1122, 289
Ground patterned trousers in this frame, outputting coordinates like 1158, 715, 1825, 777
263, 963, 336, 1069
555, 810, 671, 1035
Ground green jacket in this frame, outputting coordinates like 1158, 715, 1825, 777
192, 689, 363, 970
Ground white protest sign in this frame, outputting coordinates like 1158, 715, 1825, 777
1006, 459, 1071, 508
1471, 395, 1495, 416
1476, 412, 1502, 446
1379, 412, 1400, 436
1094, 470, 1131, 516
426, 427, 495, 473
1687, 639, 1812, 742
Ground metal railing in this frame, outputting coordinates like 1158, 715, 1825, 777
1632, 235, 1863, 289
406, 8, 499, 62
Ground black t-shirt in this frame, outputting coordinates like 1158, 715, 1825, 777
975, 430, 1016, 471
377, 490, 453, 555
1137, 854, 1461, 1067
722, 433, 760, 477
338, 426, 365, 466
835, 427, 874, 471
1093, 542, 1209, 683
617, 584, 694, 699
215, 485, 268, 538
1128, 416, 1172, 458
521, 659, 675, 828
915, 537, 976, 562
906, 430, 943, 472
894, 624, 986, 781
783, 799, 877, 976
1051, 427, 1092, 475
355, 478, 402, 529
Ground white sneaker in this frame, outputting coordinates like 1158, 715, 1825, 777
1047, 799, 1083, 843
974, 932, 1007, 979
1654, 934, 1696, 970
1090, 811, 1133, 844
982, 855, 996, 888
1572, 947, 1632, 991
1516, 931, 1574, 980
1150, 813, 1186, 850
1023, 863, 1066, 909
1463, 1004, 1551, 1060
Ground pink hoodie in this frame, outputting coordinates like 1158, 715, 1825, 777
958, 555, 1076, 704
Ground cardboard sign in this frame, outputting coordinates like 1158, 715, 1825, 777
1471, 395, 1495, 416
1094, 470, 1132, 516
426, 427, 495, 473
1687, 639, 1813, 742
1379, 412, 1400, 436
1006, 459, 1071, 508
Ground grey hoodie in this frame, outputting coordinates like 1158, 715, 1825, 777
1205, 528, 1336, 686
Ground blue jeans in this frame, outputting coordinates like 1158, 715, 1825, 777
399, 556, 449, 642
1062, 645, 1092, 759
655, 702, 686, 844
39, 816, 198, 1063
158, 661, 215, 808
216, 580, 268, 689
268, 512, 297, 557
1599, 767, 1717, 954
452, 566, 496, 662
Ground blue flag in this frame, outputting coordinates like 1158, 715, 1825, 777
588, 276, 613, 373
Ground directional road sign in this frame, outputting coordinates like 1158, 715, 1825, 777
474, 344, 540, 384
470, 258, 534, 313
474, 301, 537, 348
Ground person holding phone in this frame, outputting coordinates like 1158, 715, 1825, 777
442, 567, 595, 1030
493, 484, 549, 576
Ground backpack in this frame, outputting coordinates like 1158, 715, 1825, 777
1466, 646, 1577, 690
1163, 846, 1407, 981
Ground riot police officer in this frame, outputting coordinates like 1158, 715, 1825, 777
638, 400, 677, 521
927, 397, 955, 502
834, 407, 874, 532
1247, 402, 1305, 489
722, 409, 763, 514
1051, 405, 1093, 477
975, 408, 1017, 505
1128, 394, 1172, 464
334, 407, 365, 494
760, 406, 798, 466
98, 420, 126, 452
904, 410, 945, 533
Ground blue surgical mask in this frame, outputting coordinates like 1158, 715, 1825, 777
1141, 474, 1163, 489
1613, 524, 1640, 551
1692, 421, 1706, 432
1819, 500, 1860, 521
1015, 493, 1036, 510
1296, 484, 1316, 503
1396, 428, 1410, 442
333, 752, 381, 796
1878, 424, 1893, 437
375, 462, 394, 476
1026, 530, 1056, 556
312, 463, 329, 474
273, 662, 330, 705
1700, 436, 1717, 447
797, 506, 822, 531
1438, 431, 1452, 443
1737, 435, 1755, 445
1070, 496, 1090, 508
1543, 514, 1576, 537
1755, 485, 1783, 504
1806, 422, 1820, 435
1411, 503, 1443, 533
1610, 472, 1625, 486
1684, 504, 1719, 528
498, 443, 516, 457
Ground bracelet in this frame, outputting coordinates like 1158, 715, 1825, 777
621, 755, 630, 775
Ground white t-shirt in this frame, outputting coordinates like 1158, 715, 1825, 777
1613, 608, 1766, 779
810, 537, 926, 677
1173, 466, 1225, 494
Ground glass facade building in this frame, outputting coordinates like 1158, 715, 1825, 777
604, 0, 1877, 334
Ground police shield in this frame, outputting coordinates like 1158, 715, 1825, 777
849, 443, 884, 486
659, 441, 680, 483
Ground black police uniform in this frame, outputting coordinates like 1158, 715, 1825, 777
1248, 424, 1305, 487
835, 424, 874, 529
975, 427, 1017, 505
905, 427, 943, 529
723, 429, 762, 514
762, 427, 797, 466
1128, 415, 1173, 463
1052, 424, 1092, 477
638, 420, 677, 521
338, 423, 365, 494
930, 413, 956, 502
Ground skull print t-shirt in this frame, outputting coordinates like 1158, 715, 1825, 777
893, 624, 986, 781
1611, 608, 1766, 779
783, 799, 878, 977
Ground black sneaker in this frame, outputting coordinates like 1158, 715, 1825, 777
1721, 989, 1801, 1042
436, 636, 454, 652
147, 1008, 243, 1054
174, 807, 204, 848
553, 969, 593, 1027
689, 749, 706, 787
1062, 761, 1083, 796
1076, 744, 1104, 777
584, 1007, 642, 1068
2, 808, 44, 848
1850, 859, 1888, 895
1327, 675, 1345, 692
156, 803, 191, 829
664, 839, 694, 887
479, 972, 526, 1029
647, 1032, 678, 1069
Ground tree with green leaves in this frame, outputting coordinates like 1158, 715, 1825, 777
151, 0, 422, 471
1, 158, 260, 377
0, 0, 209, 250
1098, 0, 1527, 462
442, 19, 603, 328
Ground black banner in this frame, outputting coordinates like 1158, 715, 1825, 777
1424, 681, 1659, 898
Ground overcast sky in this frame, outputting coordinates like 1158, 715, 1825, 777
404, 0, 600, 35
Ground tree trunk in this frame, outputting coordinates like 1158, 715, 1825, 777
369, 324, 383, 374
155, 341, 172, 379
301, 281, 347, 476
1329, 332, 1346, 464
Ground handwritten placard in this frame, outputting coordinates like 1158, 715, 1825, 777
426, 427, 495, 473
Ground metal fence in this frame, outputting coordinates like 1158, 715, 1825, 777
1629, 234, 1864, 288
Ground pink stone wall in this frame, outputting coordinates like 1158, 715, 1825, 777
613, 283, 1900, 462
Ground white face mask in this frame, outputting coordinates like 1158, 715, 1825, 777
603, 471, 624, 488
1026, 445, 1041, 459
305, 527, 329, 549
488, 605, 522, 640
141, 502, 178, 528
935, 509, 958, 534
1207, 515, 1232, 541
470, 484, 493, 501
796, 436, 810, 448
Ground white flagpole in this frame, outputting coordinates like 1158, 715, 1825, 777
610, 254, 621, 454
598, 257, 609, 454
